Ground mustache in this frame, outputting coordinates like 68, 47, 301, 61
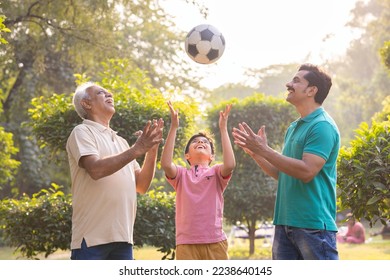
287, 86, 294, 92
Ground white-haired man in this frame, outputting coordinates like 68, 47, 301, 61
66, 82, 164, 260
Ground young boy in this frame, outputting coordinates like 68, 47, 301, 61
161, 101, 235, 260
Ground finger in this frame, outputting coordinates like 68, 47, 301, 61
225, 104, 232, 115
133, 130, 143, 137
167, 101, 177, 115
157, 118, 164, 128
233, 139, 247, 148
142, 120, 152, 136
238, 123, 248, 134
234, 125, 249, 137
232, 129, 247, 143
241, 122, 256, 136
259, 125, 266, 137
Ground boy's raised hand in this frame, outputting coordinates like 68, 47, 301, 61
167, 100, 179, 129
219, 104, 232, 129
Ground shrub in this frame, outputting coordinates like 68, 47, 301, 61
0, 184, 71, 259
0, 185, 176, 259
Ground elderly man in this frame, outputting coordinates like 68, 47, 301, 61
66, 82, 164, 260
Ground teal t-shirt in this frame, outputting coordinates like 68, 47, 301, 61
273, 107, 340, 231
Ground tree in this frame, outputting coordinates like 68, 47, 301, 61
0, 14, 10, 45
27, 59, 200, 192
207, 93, 297, 255
3, 61, 202, 259
326, 0, 390, 144
0, 127, 20, 191
205, 83, 256, 106
380, 40, 390, 70
337, 118, 390, 227
0, 0, 206, 197
245, 63, 299, 98
338, 0, 390, 226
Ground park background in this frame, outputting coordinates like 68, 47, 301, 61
0, 0, 389, 260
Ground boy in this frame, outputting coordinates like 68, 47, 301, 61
161, 101, 235, 260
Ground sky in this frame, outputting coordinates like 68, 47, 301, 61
161, 0, 361, 89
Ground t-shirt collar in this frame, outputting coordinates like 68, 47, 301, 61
83, 119, 118, 135
299, 107, 324, 123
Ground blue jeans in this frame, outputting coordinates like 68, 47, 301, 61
71, 239, 134, 260
272, 225, 339, 260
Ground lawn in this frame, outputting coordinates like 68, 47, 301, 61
1, 235, 389, 260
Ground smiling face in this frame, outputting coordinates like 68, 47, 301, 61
81, 85, 115, 122
185, 135, 215, 166
285, 70, 316, 106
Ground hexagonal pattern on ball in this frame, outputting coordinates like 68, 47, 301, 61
184, 24, 225, 64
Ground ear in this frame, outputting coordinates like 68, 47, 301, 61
210, 154, 215, 162
81, 98, 91, 110
307, 86, 318, 97
185, 153, 190, 160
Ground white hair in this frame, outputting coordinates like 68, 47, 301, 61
72, 82, 96, 119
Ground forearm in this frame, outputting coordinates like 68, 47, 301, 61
160, 127, 177, 177
261, 147, 314, 183
136, 147, 158, 194
220, 128, 235, 176
250, 152, 279, 180
81, 146, 143, 180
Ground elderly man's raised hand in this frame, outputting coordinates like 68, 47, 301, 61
133, 118, 164, 155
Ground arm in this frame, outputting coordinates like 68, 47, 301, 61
135, 118, 165, 194
219, 104, 236, 177
233, 123, 279, 179
233, 122, 325, 183
245, 149, 279, 180
79, 119, 164, 181
160, 101, 178, 179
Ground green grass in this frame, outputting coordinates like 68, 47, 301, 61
1, 235, 389, 260
338, 237, 390, 260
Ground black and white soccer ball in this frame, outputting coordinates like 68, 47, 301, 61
184, 24, 225, 64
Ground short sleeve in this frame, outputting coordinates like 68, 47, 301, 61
66, 125, 99, 165
304, 121, 338, 161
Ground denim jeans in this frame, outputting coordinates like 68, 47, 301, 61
272, 225, 339, 260
71, 239, 134, 260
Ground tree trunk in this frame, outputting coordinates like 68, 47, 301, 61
248, 226, 256, 255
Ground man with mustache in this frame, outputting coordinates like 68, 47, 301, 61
232, 64, 340, 260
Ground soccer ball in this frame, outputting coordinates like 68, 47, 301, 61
184, 24, 225, 64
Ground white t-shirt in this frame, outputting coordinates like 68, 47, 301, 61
66, 120, 140, 249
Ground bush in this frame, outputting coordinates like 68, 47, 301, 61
0, 184, 71, 259
337, 120, 390, 226
134, 188, 176, 260
0, 185, 176, 259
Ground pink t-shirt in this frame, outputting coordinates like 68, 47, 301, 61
346, 222, 366, 244
167, 164, 231, 245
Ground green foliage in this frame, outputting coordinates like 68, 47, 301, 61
205, 83, 256, 106
245, 63, 298, 98
0, 186, 177, 260
326, 0, 390, 145
28, 94, 78, 152
0, 127, 20, 188
0, 15, 10, 45
1, 0, 204, 198
134, 188, 176, 260
380, 40, 390, 70
207, 93, 297, 254
372, 96, 390, 123
337, 120, 390, 226
0, 184, 72, 259
28, 60, 199, 161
